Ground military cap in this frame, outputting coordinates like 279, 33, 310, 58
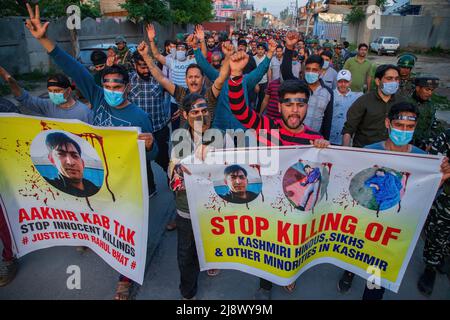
414, 76, 439, 88
397, 53, 417, 68
115, 35, 126, 44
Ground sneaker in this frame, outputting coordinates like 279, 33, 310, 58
0, 258, 18, 287
296, 205, 305, 211
337, 271, 355, 293
418, 266, 436, 297
254, 288, 271, 300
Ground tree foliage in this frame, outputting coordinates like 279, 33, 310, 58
169, 0, 213, 25
120, 0, 171, 24
0, 0, 29, 17
121, 0, 213, 25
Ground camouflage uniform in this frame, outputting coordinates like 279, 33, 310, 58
423, 129, 450, 267
332, 46, 345, 72
410, 77, 445, 150
399, 75, 416, 98
397, 53, 417, 98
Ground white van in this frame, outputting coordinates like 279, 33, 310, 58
370, 37, 400, 56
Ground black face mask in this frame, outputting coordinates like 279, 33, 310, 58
207, 44, 215, 49
213, 64, 221, 70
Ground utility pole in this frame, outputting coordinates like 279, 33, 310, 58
305, 0, 311, 36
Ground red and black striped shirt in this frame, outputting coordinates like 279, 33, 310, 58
229, 76, 323, 146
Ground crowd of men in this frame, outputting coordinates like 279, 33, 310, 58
0, 3, 449, 301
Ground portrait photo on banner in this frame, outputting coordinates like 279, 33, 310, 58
30, 130, 104, 198
213, 164, 262, 205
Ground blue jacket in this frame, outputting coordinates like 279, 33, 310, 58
365, 172, 402, 209
194, 49, 271, 131
48, 45, 158, 160
302, 168, 321, 185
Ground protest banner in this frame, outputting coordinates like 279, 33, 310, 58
184, 146, 442, 292
0, 114, 149, 284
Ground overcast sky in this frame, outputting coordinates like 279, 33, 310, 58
252, 0, 309, 17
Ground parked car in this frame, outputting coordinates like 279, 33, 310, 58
76, 43, 138, 69
370, 37, 400, 56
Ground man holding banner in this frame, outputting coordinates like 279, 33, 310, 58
337, 102, 450, 299
227, 51, 330, 298
22, 3, 157, 300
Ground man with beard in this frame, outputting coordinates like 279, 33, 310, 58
343, 43, 373, 93
280, 32, 334, 140
136, 37, 233, 127
169, 93, 233, 299
205, 35, 221, 64
114, 35, 133, 71
128, 51, 170, 198
146, 24, 196, 131
228, 51, 330, 299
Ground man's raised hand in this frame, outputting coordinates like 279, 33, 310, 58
186, 34, 198, 49
222, 42, 235, 58
0, 66, 12, 82
285, 31, 300, 49
145, 24, 156, 42
267, 39, 278, 57
230, 51, 249, 76
137, 41, 149, 57
194, 24, 205, 42
25, 3, 49, 40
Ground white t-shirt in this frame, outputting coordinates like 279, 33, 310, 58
269, 56, 282, 81
166, 55, 196, 103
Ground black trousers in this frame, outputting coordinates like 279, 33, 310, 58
146, 125, 170, 192
255, 82, 268, 114
176, 214, 200, 299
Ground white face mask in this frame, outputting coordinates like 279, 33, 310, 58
176, 50, 186, 61
170, 48, 176, 58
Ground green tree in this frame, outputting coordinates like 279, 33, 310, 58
39, 0, 101, 19
0, 0, 29, 17
121, 0, 213, 25
120, 0, 171, 24
169, 0, 213, 25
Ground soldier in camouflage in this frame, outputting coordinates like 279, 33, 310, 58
397, 53, 417, 98
410, 76, 445, 150
332, 43, 345, 72
418, 128, 450, 296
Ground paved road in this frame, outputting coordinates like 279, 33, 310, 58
1, 53, 450, 300
1, 165, 449, 300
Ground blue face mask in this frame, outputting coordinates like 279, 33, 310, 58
176, 50, 187, 61
48, 91, 67, 105
389, 127, 414, 146
322, 60, 330, 69
305, 72, 319, 84
381, 81, 399, 95
104, 88, 125, 107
